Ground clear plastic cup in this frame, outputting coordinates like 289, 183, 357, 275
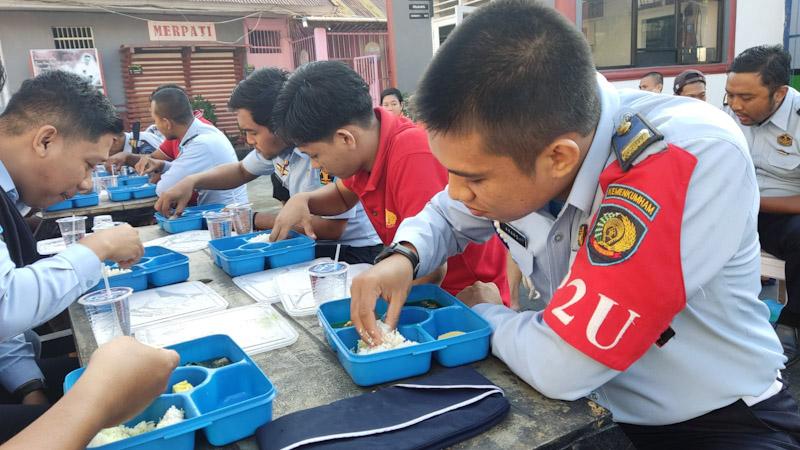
204, 211, 234, 239
56, 216, 87, 246
308, 261, 349, 306
78, 286, 134, 344
92, 215, 113, 230
227, 203, 253, 235
93, 175, 118, 193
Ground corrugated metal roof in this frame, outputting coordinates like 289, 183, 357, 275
0, 0, 385, 19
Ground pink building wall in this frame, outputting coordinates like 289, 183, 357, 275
243, 17, 294, 70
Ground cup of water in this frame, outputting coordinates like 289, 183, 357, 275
308, 261, 349, 306
92, 215, 113, 231
204, 211, 234, 239
56, 216, 88, 246
78, 286, 134, 344
227, 203, 253, 235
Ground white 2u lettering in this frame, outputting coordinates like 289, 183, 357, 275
551, 279, 640, 350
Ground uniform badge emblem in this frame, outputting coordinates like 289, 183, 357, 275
588, 204, 647, 266
577, 224, 587, 247
276, 159, 290, 176
778, 133, 794, 147
319, 170, 332, 185
385, 209, 397, 228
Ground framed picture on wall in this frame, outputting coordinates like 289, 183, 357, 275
29, 48, 105, 94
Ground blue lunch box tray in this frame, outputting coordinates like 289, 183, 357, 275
118, 175, 150, 186
63, 334, 276, 449
208, 230, 315, 277
45, 191, 100, 211
154, 203, 225, 234
317, 285, 492, 386
88, 246, 189, 292
107, 184, 156, 202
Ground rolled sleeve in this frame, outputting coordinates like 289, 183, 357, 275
0, 334, 42, 393
241, 150, 275, 177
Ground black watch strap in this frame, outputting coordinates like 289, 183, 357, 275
13, 379, 45, 402
374, 242, 420, 278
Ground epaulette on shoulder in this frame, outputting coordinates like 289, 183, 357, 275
611, 113, 665, 172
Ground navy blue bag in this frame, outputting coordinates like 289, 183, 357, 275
256, 367, 510, 450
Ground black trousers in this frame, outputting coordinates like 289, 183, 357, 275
618, 383, 800, 449
759, 213, 800, 327
0, 356, 79, 443
315, 244, 383, 265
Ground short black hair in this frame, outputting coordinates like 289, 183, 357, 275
0, 70, 121, 141
151, 86, 194, 125
414, 0, 600, 172
271, 61, 374, 145
643, 71, 663, 85
729, 45, 790, 92
228, 67, 289, 128
381, 88, 403, 104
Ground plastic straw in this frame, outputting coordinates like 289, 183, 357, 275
334, 244, 341, 265
101, 266, 113, 299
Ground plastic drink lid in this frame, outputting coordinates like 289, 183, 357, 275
78, 286, 134, 306
309, 262, 348, 275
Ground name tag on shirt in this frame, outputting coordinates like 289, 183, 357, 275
499, 222, 528, 248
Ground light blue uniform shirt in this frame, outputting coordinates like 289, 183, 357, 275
242, 148, 381, 248
0, 162, 103, 393
158, 119, 249, 206
394, 74, 785, 425
726, 86, 800, 197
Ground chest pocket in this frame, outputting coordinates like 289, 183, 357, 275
766, 140, 800, 172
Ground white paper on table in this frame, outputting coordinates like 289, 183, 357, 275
135, 303, 298, 355
143, 230, 211, 253
37, 237, 67, 255
232, 258, 332, 304
87, 281, 228, 345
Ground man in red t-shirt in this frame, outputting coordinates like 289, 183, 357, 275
268, 61, 509, 306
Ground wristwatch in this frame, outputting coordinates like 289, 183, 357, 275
13, 378, 45, 402
374, 242, 420, 278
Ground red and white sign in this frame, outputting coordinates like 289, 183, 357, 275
148, 21, 217, 42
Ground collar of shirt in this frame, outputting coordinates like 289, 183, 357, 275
359, 108, 407, 194
765, 86, 798, 132
179, 118, 204, 149
562, 73, 620, 215
0, 160, 27, 212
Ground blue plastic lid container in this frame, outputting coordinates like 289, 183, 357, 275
154, 204, 225, 234
88, 246, 189, 293
317, 284, 492, 386
63, 334, 276, 449
209, 230, 315, 277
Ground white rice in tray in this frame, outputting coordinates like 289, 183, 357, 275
103, 266, 132, 277
247, 233, 271, 243
356, 321, 418, 355
88, 405, 185, 447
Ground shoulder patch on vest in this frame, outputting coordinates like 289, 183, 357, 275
611, 113, 664, 172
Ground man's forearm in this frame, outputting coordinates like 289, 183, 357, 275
760, 196, 800, 214
305, 183, 356, 216
1, 384, 104, 450
194, 163, 257, 191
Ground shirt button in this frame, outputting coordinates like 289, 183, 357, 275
554, 233, 563, 242
372, 210, 378, 216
